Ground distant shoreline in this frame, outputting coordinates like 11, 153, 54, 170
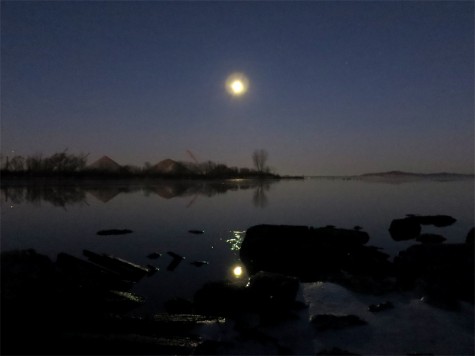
308, 171, 474, 181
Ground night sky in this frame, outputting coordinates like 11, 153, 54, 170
1, 1, 473, 175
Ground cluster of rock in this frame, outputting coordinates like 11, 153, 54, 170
240, 219, 474, 306
1, 249, 217, 355
2, 215, 473, 355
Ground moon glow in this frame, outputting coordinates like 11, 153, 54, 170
226, 73, 249, 96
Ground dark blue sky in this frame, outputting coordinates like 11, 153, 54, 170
1, 1, 473, 175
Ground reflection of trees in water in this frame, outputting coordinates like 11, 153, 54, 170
142, 180, 274, 205
1, 179, 278, 207
252, 182, 270, 208
1, 187, 25, 204
2, 185, 87, 208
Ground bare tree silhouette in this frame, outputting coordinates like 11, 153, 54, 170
252, 149, 269, 173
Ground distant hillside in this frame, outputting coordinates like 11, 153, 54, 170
356, 171, 474, 181
86, 156, 122, 172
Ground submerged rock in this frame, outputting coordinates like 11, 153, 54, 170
188, 230, 205, 235
190, 261, 209, 267
168, 251, 185, 260
167, 258, 184, 272
147, 252, 162, 259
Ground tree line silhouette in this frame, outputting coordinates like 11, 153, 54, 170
0, 149, 279, 179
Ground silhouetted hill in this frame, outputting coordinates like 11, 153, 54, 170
86, 156, 122, 172
357, 171, 473, 181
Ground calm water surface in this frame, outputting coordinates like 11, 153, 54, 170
2, 178, 473, 315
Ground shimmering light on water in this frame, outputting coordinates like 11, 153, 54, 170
226, 230, 246, 251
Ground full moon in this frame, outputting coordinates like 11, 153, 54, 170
231, 80, 244, 94
226, 73, 249, 96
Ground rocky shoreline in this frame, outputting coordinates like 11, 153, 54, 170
2, 216, 473, 355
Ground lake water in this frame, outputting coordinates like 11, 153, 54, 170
1, 177, 473, 316
2, 177, 474, 354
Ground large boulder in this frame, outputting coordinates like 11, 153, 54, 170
240, 225, 390, 282
407, 214, 457, 227
389, 217, 421, 241
389, 215, 457, 241
394, 243, 474, 305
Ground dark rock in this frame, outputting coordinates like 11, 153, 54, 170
145, 264, 159, 275
188, 230, 205, 235
167, 258, 183, 271
167, 252, 185, 271
240, 224, 391, 285
168, 251, 185, 260
2, 249, 150, 355
83, 249, 149, 281
147, 252, 162, 259
247, 271, 300, 309
1, 249, 56, 298
310, 314, 367, 331
419, 294, 460, 311
368, 301, 394, 312
190, 260, 209, 267
416, 234, 446, 244
389, 218, 421, 241
194, 281, 249, 316
56, 252, 133, 290
407, 214, 457, 227
394, 243, 474, 304
97, 229, 133, 236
